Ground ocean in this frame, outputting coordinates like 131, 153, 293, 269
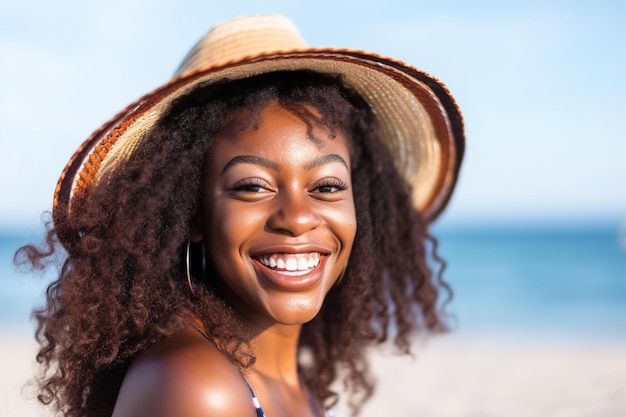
1, 222, 625, 340
434, 222, 626, 340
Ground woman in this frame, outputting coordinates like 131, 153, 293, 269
20, 14, 464, 417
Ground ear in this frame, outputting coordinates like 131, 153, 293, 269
190, 211, 204, 243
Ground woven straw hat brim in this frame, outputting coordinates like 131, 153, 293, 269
53, 47, 464, 224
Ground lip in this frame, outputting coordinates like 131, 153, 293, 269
253, 255, 326, 291
249, 243, 333, 256
249, 244, 332, 291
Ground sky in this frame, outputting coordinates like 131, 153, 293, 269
1, 0, 625, 229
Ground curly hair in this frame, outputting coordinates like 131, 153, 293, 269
16, 70, 451, 417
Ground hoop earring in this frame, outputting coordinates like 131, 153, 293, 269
186, 240, 195, 295
185, 239, 206, 295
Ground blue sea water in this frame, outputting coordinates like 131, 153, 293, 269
1, 222, 625, 340
434, 222, 626, 340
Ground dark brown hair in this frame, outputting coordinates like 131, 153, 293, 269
16, 70, 450, 417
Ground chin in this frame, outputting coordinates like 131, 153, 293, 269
266, 296, 326, 325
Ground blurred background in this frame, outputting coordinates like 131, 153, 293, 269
1, 1, 625, 416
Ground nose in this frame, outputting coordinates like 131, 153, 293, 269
266, 190, 322, 236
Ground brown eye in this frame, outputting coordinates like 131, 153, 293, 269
231, 178, 271, 193
313, 178, 348, 194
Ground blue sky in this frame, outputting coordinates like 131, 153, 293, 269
1, 0, 625, 228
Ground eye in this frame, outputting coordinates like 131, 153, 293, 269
312, 178, 349, 194
231, 178, 272, 193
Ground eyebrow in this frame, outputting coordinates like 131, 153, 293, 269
221, 155, 280, 174
302, 154, 349, 171
221, 154, 349, 174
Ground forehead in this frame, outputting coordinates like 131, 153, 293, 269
209, 100, 352, 165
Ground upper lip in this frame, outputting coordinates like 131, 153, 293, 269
249, 243, 333, 257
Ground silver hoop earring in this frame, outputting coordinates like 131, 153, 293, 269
186, 240, 207, 294
186, 240, 195, 294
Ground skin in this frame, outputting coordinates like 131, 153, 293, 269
112, 100, 357, 417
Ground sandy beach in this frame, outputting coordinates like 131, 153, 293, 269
344, 334, 626, 417
1, 332, 45, 417
3, 331, 625, 417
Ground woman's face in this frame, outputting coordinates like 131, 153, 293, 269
195, 100, 356, 329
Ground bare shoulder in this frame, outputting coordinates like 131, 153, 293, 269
111, 325, 255, 417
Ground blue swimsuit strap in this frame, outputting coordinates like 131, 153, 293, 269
191, 324, 334, 417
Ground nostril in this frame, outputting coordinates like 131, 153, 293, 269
267, 198, 322, 236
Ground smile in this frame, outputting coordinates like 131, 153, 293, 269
255, 252, 321, 273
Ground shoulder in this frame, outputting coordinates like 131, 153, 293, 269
112, 325, 256, 417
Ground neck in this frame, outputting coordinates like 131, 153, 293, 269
248, 323, 302, 385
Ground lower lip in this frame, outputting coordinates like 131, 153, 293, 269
253, 258, 325, 291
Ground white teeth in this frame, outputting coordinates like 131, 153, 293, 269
257, 253, 321, 272
298, 257, 308, 270
285, 258, 297, 271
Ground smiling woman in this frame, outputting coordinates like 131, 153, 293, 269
16, 14, 465, 417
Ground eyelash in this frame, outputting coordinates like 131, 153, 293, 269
230, 178, 349, 194
313, 178, 349, 193
231, 178, 270, 193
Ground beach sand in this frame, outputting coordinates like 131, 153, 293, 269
3, 332, 625, 417
1, 332, 45, 417
339, 334, 626, 417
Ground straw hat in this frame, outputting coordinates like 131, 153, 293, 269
53, 14, 464, 223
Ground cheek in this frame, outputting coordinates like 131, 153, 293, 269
344, 199, 358, 258
207, 202, 266, 257
208, 206, 238, 259
326, 200, 357, 255
205, 204, 258, 292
